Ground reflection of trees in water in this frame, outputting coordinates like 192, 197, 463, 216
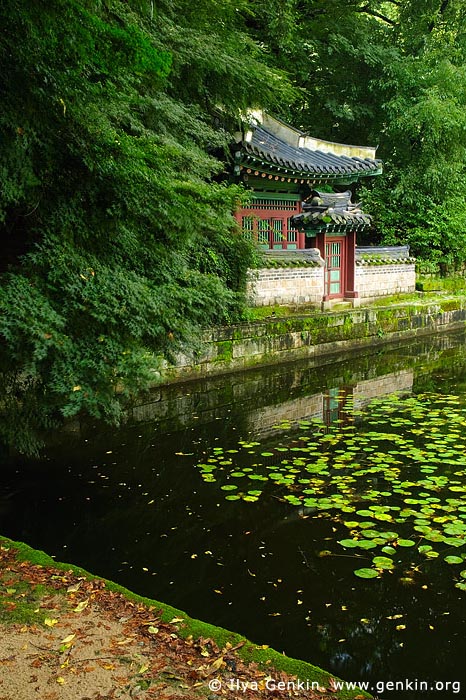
0, 369, 62, 457
3, 331, 466, 455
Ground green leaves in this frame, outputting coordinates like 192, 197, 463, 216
373, 556, 395, 570
1, 0, 293, 446
444, 556, 464, 565
361, 7, 466, 269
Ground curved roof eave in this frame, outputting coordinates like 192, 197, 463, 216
239, 125, 382, 179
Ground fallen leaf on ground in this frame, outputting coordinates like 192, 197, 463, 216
44, 618, 58, 627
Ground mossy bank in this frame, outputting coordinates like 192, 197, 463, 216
0, 535, 370, 700
159, 294, 466, 384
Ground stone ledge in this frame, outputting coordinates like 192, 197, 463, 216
158, 302, 466, 385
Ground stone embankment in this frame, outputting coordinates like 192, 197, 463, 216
159, 297, 466, 384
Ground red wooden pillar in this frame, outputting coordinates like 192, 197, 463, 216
296, 201, 306, 249
314, 230, 329, 299
315, 230, 326, 261
344, 229, 358, 299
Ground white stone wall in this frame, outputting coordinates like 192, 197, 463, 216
356, 263, 416, 299
247, 267, 324, 306
248, 262, 416, 307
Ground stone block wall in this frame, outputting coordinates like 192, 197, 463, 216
356, 263, 416, 299
248, 262, 416, 307
158, 301, 466, 384
247, 266, 324, 306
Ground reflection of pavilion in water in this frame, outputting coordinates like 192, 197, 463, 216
247, 369, 414, 440
127, 356, 415, 439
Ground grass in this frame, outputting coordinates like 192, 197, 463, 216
0, 576, 56, 625
244, 288, 466, 317
416, 275, 466, 293
242, 305, 310, 321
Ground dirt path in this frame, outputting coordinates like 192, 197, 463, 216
0, 544, 353, 700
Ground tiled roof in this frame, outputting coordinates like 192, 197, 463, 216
242, 126, 382, 180
259, 249, 324, 268
292, 191, 372, 232
356, 246, 415, 264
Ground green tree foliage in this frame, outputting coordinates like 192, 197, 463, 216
365, 0, 466, 270
0, 0, 290, 451
248, 0, 466, 269
245, 0, 398, 142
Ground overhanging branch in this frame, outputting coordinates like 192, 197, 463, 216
428, 0, 451, 32
356, 5, 397, 26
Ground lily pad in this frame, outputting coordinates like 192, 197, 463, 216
338, 539, 360, 548
373, 556, 395, 570
354, 568, 379, 579
445, 556, 464, 565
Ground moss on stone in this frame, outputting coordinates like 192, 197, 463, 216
215, 340, 233, 362
439, 299, 462, 312
0, 579, 55, 625
155, 294, 466, 385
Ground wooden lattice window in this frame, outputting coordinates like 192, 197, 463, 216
237, 194, 302, 249
241, 216, 254, 241
244, 198, 300, 211
287, 217, 298, 245
257, 219, 270, 246
272, 219, 283, 245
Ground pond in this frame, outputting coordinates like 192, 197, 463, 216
1, 332, 466, 699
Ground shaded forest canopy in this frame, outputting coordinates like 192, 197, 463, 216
1, 0, 466, 450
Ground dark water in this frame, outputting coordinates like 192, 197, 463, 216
1, 333, 466, 699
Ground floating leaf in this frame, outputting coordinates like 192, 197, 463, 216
373, 556, 395, 570
338, 539, 359, 548
382, 545, 397, 555
418, 545, 433, 554
354, 568, 379, 579
357, 540, 378, 550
